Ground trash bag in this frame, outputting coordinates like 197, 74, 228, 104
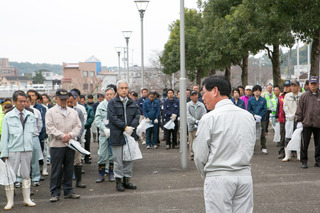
287, 128, 303, 151
273, 122, 281, 143
164, 120, 175, 130
0, 160, 16, 186
256, 122, 261, 141
136, 119, 154, 137
285, 120, 294, 139
66, 139, 91, 155
123, 132, 143, 161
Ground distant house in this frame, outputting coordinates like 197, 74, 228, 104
0, 76, 32, 89
0, 58, 18, 77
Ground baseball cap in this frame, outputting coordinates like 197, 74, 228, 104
291, 79, 300, 86
70, 91, 78, 99
190, 90, 198, 96
283, 80, 291, 87
56, 89, 69, 100
245, 85, 253, 90
309, 76, 319, 84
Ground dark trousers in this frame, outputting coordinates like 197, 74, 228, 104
265, 110, 271, 132
85, 127, 91, 160
260, 121, 267, 149
279, 122, 286, 154
301, 127, 320, 164
165, 120, 178, 147
146, 123, 159, 146
50, 147, 75, 197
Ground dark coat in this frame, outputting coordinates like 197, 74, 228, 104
143, 98, 160, 121
107, 95, 140, 146
163, 98, 179, 122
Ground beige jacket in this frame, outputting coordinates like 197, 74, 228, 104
45, 105, 81, 147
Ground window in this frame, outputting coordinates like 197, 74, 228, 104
90, 71, 94, 77
83, 71, 88, 77
83, 83, 88, 90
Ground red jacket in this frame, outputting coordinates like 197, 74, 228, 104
276, 92, 286, 123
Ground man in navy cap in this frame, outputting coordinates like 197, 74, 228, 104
296, 76, 320, 169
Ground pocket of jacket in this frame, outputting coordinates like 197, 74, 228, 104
8, 124, 20, 135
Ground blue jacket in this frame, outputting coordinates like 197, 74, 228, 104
33, 102, 46, 141
92, 101, 100, 116
163, 98, 179, 122
247, 96, 268, 121
137, 97, 147, 115
107, 95, 140, 146
230, 98, 246, 110
143, 99, 160, 121
0, 108, 35, 157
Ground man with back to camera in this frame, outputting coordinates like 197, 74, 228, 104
193, 75, 255, 213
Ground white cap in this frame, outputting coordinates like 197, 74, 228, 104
245, 85, 253, 90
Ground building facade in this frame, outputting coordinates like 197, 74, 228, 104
0, 58, 17, 78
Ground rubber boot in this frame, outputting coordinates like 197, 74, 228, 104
123, 177, 137, 189
4, 184, 14, 210
96, 164, 105, 183
22, 180, 36, 207
74, 166, 86, 188
116, 178, 125, 192
282, 148, 292, 162
109, 163, 115, 182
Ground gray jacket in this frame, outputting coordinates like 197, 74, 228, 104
74, 107, 84, 141
187, 101, 206, 131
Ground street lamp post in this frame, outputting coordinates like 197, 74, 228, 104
115, 47, 122, 80
122, 31, 132, 84
134, 0, 149, 89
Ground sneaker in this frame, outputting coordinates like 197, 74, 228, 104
142, 141, 146, 145
32, 181, 40, 187
153, 145, 158, 149
146, 145, 150, 149
50, 196, 60, 202
15, 182, 21, 188
166, 145, 170, 150
42, 170, 49, 176
64, 194, 80, 199
261, 149, 268, 155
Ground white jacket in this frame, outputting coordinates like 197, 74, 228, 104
193, 99, 256, 178
283, 92, 302, 121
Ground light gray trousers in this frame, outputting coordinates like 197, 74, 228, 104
8, 151, 32, 180
111, 146, 133, 178
204, 176, 253, 213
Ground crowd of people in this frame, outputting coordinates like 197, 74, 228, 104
0, 75, 319, 212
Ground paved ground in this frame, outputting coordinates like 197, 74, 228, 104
0, 131, 320, 213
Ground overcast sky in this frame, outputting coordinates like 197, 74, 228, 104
0, 0, 198, 68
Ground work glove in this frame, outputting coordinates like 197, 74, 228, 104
154, 119, 158, 124
254, 115, 262, 123
146, 118, 151, 123
103, 128, 110, 138
171, 114, 177, 121
125, 126, 134, 135
297, 122, 303, 129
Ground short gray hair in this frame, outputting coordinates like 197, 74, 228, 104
117, 80, 129, 89
105, 87, 115, 94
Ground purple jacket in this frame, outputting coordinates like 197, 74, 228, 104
239, 95, 253, 110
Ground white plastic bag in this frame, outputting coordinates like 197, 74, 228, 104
0, 160, 16, 186
123, 132, 143, 161
164, 120, 175, 130
66, 139, 91, 155
256, 122, 261, 140
287, 128, 303, 151
285, 120, 294, 139
273, 122, 281, 143
136, 119, 154, 137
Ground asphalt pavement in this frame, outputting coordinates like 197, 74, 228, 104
0, 131, 320, 213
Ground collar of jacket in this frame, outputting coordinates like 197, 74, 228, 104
7, 107, 32, 118
214, 99, 233, 109
55, 104, 71, 116
115, 95, 132, 104
308, 89, 319, 95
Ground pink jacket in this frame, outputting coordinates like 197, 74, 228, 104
239, 95, 252, 110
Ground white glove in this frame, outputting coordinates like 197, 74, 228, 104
154, 119, 158, 124
103, 128, 110, 138
171, 114, 177, 121
254, 115, 262, 123
177, 117, 180, 121
125, 126, 134, 135
145, 118, 151, 123
297, 122, 303, 129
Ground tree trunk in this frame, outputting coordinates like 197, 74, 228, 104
196, 69, 202, 85
225, 64, 231, 82
272, 44, 281, 86
209, 69, 216, 76
310, 29, 320, 77
241, 55, 249, 86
